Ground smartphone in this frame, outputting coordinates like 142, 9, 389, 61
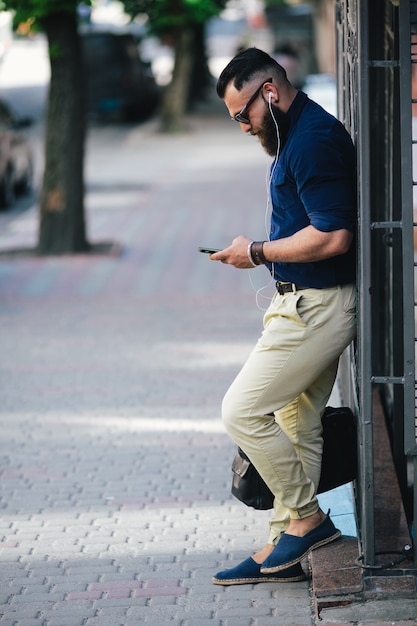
198, 247, 221, 254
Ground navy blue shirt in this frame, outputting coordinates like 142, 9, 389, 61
269, 91, 356, 288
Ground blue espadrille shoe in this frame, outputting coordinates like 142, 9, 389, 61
260, 513, 341, 574
212, 556, 306, 585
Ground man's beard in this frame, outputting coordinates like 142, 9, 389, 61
253, 106, 290, 157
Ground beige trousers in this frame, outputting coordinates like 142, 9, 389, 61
222, 284, 356, 544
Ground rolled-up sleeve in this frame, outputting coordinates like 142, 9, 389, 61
292, 127, 356, 233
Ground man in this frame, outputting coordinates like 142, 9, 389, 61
209, 48, 357, 585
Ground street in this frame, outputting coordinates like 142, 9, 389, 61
0, 36, 416, 626
0, 37, 315, 626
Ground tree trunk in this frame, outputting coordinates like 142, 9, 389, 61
38, 11, 89, 254
159, 25, 195, 133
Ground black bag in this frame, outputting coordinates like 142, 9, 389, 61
231, 406, 357, 510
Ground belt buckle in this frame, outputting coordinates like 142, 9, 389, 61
276, 281, 294, 295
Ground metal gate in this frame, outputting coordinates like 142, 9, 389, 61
336, 0, 417, 573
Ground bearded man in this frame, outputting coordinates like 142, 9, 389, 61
209, 47, 357, 585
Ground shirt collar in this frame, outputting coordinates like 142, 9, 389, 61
286, 90, 309, 128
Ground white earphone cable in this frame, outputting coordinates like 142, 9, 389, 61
249, 95, 281, 311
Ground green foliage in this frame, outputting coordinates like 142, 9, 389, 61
1, 0, 91, 24
121, 0, 226, 35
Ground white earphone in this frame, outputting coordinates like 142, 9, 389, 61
268, 92, 272, 103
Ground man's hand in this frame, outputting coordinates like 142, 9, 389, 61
209, 226, 353, 268
210, 235, 254, 269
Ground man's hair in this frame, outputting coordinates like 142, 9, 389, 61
216, 47, 288, 98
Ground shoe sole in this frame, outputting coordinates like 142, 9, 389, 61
260, 530, 341, 574
212, 574, 307, 585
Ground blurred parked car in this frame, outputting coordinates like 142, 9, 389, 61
0, 99, 33, 209
81, 31, 160, 122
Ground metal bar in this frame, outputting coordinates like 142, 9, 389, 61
367, 60, 400, 67
400, 0, 417, 564
357, 0, 376, 568
371, 376, 405, 384
370, 221, 403, 228
399, 0, 417, 461
415, 458, 417, 540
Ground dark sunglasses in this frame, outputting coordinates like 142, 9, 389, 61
231, 77, 272, 124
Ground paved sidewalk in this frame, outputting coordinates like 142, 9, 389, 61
1, 95, 416, 625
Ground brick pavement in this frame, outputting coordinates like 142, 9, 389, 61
0, 102, 416, 625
